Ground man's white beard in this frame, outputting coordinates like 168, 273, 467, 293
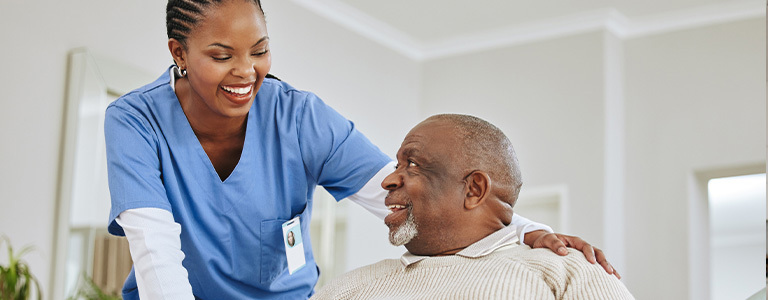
389, 209, 418, 246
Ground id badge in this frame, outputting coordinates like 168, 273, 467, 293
282, 217, 306, 274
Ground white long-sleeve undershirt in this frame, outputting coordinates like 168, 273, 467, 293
116, 208, 194, 299
117, 162, 552, 298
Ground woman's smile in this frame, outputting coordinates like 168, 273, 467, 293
220, 83, 255, 105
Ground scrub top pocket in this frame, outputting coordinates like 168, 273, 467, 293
259, 203, 311, 285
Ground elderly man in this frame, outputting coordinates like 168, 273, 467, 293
312, 114, 634, 300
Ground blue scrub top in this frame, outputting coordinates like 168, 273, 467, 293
104, 68, 390, 299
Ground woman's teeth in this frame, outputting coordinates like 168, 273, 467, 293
222, 85, 252, 95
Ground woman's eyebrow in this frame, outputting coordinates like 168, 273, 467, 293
252, 36, 269, 47
208, 43, 234, 49
207, 37, 269, 50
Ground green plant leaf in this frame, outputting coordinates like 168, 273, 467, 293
14, 245, 34, 262
31, 274, 42, 300
68, 273, 122, 300
21, 269, 31, 299
0, 236, 41, 300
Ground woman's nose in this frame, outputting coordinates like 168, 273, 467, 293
231, 58, 256, 78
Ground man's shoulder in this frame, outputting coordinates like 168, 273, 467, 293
344, 258, 403, 277
493, 245, 591, 266
312, 259, 402, 300
495, 246, 606, 280
497, 247, 634, 299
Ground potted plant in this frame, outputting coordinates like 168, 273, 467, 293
68, 274, 121, 300
0, 236, 42, 300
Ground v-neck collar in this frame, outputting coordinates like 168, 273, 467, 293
166, 68, 254, 184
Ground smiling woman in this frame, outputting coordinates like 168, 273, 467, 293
102, 1, 397, 298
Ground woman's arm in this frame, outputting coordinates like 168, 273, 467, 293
345, 162, 396, 220
510, 213, 553, 244
116, 208, 194, 299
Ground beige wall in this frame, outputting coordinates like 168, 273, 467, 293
623, 18, 765, 299
263, 0, 422, 157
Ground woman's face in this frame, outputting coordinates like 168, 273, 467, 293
175, 0, 271, 119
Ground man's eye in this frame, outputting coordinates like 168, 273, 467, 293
408, 160, 418, 167
394, 164, 400, 170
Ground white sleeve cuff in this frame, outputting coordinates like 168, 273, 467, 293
511, 213, 554, 244
116, 207, 194, 299
346, 161, 396, 220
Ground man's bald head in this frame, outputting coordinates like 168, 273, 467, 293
425, 114, 523, 208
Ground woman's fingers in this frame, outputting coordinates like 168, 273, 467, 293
535, 233, 568, 255
560, 235, 596, 263
547, 233, 621, 279
594, 247, 620, 279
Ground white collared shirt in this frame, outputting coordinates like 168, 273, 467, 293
400, 225, 520, 267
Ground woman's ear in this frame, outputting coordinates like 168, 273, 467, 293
464, 171, 491, 210
168, 38, 187, 69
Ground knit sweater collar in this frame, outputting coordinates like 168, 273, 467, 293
400, 224, 520, 267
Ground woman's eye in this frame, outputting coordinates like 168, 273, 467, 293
212, 56, 231, 61
252, 50, 269, 56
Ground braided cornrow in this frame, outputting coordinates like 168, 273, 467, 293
166, 0, 264, 45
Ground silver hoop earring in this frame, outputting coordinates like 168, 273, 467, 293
173, 65, 187, 78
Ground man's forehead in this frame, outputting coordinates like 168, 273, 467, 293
397, 138, 423, 157
405, 120, 452, 140
398, 121, 458, 157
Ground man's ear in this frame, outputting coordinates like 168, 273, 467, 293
168, 38, 187, 69
464, 171, 491, 210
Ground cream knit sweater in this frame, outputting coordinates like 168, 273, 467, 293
312, 246, 634, 300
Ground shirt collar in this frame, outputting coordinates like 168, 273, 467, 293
400, 224, 520, 267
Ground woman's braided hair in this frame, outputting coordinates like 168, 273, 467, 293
166, 0, 279, 80
166, 0, 264, 46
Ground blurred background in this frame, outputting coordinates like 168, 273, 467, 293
0, 0, 765, 299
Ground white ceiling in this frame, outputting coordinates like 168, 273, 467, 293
290, 0, 764, 60
334, 0, 728, 40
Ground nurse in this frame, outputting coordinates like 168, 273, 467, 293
104, 0, 618, 299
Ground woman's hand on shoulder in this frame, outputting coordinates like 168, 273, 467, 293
524, 230, 620, 279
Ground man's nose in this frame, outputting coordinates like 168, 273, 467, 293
381, 170, 402, 190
